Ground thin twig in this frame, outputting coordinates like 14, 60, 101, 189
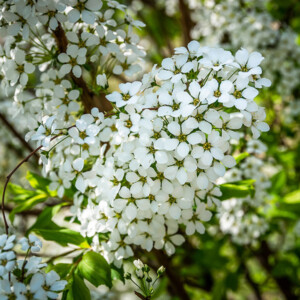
134, 291, 149, 300
1, 127, 74, 234
46, 248, 81, 264
141, 107, 159, 112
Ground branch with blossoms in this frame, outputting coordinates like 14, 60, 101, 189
0, 0, 281, 299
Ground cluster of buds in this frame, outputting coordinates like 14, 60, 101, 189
124, 259, 165, 299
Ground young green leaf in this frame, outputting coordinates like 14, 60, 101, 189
9, 193, 48, 222
111, 265, 125, 284
27, 204, 65, 233
78, 251, 112, 288
33, 228, 87, 247
282, 190, 300, 204
219, 180, 255, 200
26, 171, 52, 191
67, 274, 91, 300
234, 152, 249, 165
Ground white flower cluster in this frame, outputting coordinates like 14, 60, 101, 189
139, 0, 300, 99
219, 140, 271, 245
0, 0, 271, 267
0, 234, 67, 299
186, 0, 300, 97
67, 41, 270, 266
0, 0, 145, 147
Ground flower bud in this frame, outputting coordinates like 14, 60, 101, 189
143, 264, 150, 273
133, 259, 144, 270
136, 269, 144, 279
157, 266, 165, 277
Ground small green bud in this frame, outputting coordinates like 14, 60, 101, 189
157, 266, 165, 277
143, 265, 150, 273
146, 276, 152, 283
124, 272, 132, 280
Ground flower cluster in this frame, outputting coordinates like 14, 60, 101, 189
0, 0, 145, 153
134, 0, 300, 110
186, 0, 300, 98
0, 234, 67, 299
218, 140, 271, 245
66, 41, 270, 266
0, 0, 271, 268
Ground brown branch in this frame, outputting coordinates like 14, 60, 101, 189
0, 112, 38, 160
253, 241, 297, 300
3, 205, 42, 216
1, 127, 74, 234
1, 146, 42, 234
136, 3, 173, 57
178, 0, 195, 46
134, 292, 149, 300
241, 261, 262, 300
52, 23, 112, 113
141, 107, 159, 112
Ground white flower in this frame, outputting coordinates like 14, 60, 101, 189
58, 45, 86, 78
69, 114, 99, 145
0, 234, 16, 250
49, 170, 74, 198
200, 48, 234, 71
235, 48, 264, 78
106, 82, 142, 108
206, 79, 233, 105
182, 202, 212, 235
30, 271, 67, 300
31, 115, 57, 147
0, 251, 16, 276
166, 120, 203, 158
67, 0, 102, 24
4, 49, 35, 86
192, 130, 227, 167
158, 55, 189, 83
19, 235, 42, 253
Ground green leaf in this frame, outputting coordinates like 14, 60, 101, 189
26, 171, 50, 190
111, 265, 125, 283
234, 152, 249, 164
9, 193, 48, 222
219, 180, 255, 200
266, 207, 298, 220
27, 204, 65, 233
8, 184, 36, 202
33, 228, 87, 247
78, 251, 112, 288
50, 263, 72, 279
269, 170, 286, 194
225, 272, 239, 291
212, 279, 226, 300
67, 274, 91, 300
26, 171, 56, 196
282, 190, 300, 204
